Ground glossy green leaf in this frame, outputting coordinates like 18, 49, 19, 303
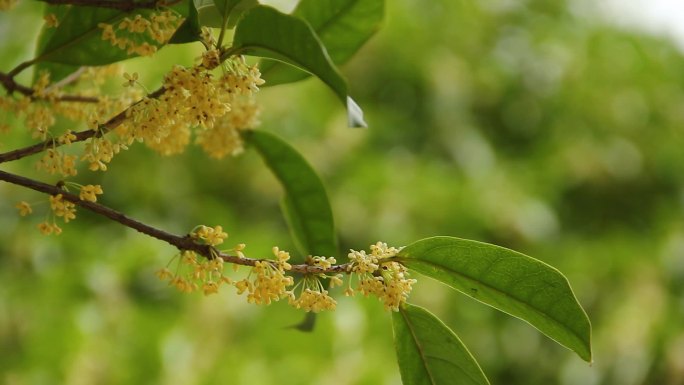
393, 303, 490, 385
260, 0, 384, 86
35, 7, 170, 66
33, 4, 80, 84
214, 0, 258, 29
397, 237, 592, 362
195, 0, 224, 27
169, 0, 202, 44
246, 130, 337, 261
231, 5, 367, 127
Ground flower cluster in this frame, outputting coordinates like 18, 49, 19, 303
155, 238, 417, 313
37, 148, 78, 177
49, 194, 76, 223
235, 247, 294, 305
0, 64, 138, 176
347, 242, 416, 311
98, 11, 180, 56
79, 184, 104, 202
114, 58, 264, 159
288, 275, 337, 312
191, 225, 228, 246
33, 193, 79, 235
15, 201, 32, 216
157, 251, 232, 295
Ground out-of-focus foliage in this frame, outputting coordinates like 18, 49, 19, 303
2, 0, 684, 384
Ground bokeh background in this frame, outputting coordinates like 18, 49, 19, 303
2, 0, 684, 384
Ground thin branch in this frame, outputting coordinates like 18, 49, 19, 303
49, 67, 87, 90
0, 169, 351, 274
0, 87, 165, 164
7, 59, 37, 78
0, 112, 118, 164
0, 71, 99, 103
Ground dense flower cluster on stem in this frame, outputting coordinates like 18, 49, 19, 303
346, 242, 417, 311
156, 235, 416, 313
157, 250, 233, 295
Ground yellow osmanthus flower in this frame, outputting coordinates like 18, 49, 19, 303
200, 49, 220, 69
38, 221, 62, 235
44, 13, 59, 28
81, 136, 125, 171
309, 255, 337, 270
58, 130, 78, 145
329, 274, 344, 288
200, 27, 215, 46
15, 201, 32, 216
157, 251, 232, 296
234, 247, 294, 305
49, 194, 76, 223
98, 11, 180, 57
288, 275, 337, 312
192, 225, 228, 246
25, 105, 56, 140
195, 94, 261, 159
37, 148, 78, 177
122, 72, 139, 87
347, 242, 416, 311
79, 184, 103, 202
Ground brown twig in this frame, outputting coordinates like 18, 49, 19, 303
0, 87, 165, 164
0, 113, 118, 164
0, 70, 99, 103
0, 169, 351, 274
49, 67, 87, 90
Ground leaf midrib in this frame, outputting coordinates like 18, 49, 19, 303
298, 0, 359, 37
399, 307, 437, 385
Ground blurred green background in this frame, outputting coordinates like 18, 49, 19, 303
2, 0, 684, 384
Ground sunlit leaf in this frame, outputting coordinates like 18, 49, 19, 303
231, 5, 366, 127
194, 0, 223, 27
397, 236, 592, 362
35, 7, 176, 66
169, 0, 202, 44
393, 303, 490, 385
246, 130, 337, 262
33, 4, 79, 84
214, 0, 258, 28
261, 0, 384, 86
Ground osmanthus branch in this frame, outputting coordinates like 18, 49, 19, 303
0, 87, 165, 164
39, 0, 184, 11
0, 169, 351, 275
0, 70, 99, 103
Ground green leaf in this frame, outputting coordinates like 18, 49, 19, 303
260, 0, 384, 86
33, 4, 80, 84
231, 5, 367, 127
245, 130, 337, 261
169, 0, 202, 44
35, 7, 170, 66
214, 0, 258, 29
168, 0, 191, 17
397, 237, 592, 362
393, 303, 490, 385
195, 0, 224, 28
